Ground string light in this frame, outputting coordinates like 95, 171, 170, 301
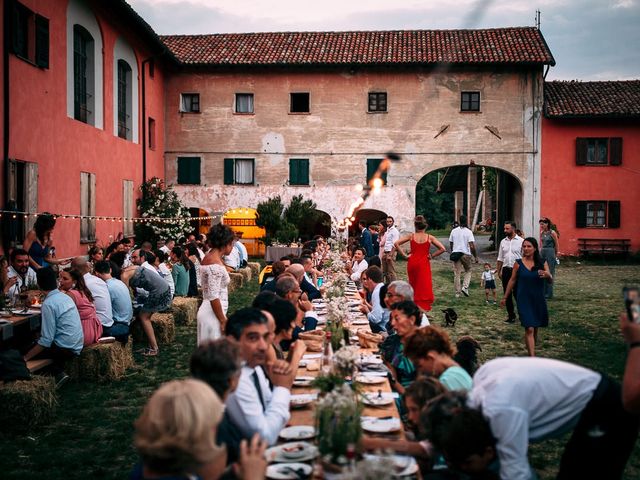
0, 209, 222, 223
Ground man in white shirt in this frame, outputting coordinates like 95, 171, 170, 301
71, 256, 113, 329
345, 247, 368, 284
382, 216, 400, 282
359, 266, 387, 333
425, 357, 639, 480
234, 232, 248, 268
448, 215, 478, 298
225, 307, 294, 445
6, 249, 37, 302
496, 221, 524, 323
159, 239, 175, 255
224, 242, 241, 272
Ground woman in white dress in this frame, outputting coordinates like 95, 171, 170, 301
197, 224, 234, 344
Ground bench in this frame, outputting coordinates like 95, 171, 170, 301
578, 238, 631, 257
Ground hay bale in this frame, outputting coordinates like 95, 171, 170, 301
131, 312, 176, 345
239, 267, 252, 282
228, 273, 244, 293
0, 375, 57, 430
66, 341, 134, 381
248, 262, 261, 278
171, 297, 199, 325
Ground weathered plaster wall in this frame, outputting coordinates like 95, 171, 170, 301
165, 67, 542, 235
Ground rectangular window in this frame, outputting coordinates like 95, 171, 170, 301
180, 93, 200, 113
368, 92, 387, 112
117, 60, 131, 139
177, 157, 201, 185
224, 158, 255, 185
6, 159, 38, 244
366, 158, 387, 186
576, 200, 621, 228
576, 137, 623, 166
148, 117, 156, 150
80, 172, 96, 242
290, 93, 310, 113
235, 93, 254, 113
461, 92, 480, 112
11, 3, 49, 68
289, 159, 310, 185
123, 180, 134, 237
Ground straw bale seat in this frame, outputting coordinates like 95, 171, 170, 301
66, 340, 134, 381
228, 273, 244, 293
0, 375, 57, 430
171, 297, 198, 325
247, 262, 261, 278
238, 267, 252, 282
131, 312, 176, 345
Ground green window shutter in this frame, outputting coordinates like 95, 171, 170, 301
35, 15, 49, 68
224, 158, 235, 185
290, 159, 309, 185
289, 159, 299, 185
608, 201, 621, 228
576, 138, 588, 165
609, 138, 623, 166
177, 157, 200, 185
300, 159, 309, 185
576, 201, 587, 228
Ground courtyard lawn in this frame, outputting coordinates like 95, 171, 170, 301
1, 258, 639, 479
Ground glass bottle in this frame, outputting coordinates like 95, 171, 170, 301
321, 331, 333, 375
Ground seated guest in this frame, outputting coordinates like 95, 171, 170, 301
153, 249, 175, 298
23, 267, 83, 387
88, 245, 104, 270
132, 379, 226, 480
6, 248, 37, 303
70, 257, 113, 331
234, 231, 248, 268
387, 280, 430, 327
121, 252, 172, 356
1, 255, 18, 294
223, 237, 241, 272
225, 308, 293, 446
275, 275, 318, 335
300, 255, 321, 287
286, 263, 320, 300
404, 326, 473, 392
94, 260, 133, 340
345, 247, 368, 284
359, 266, 386, 333
186, 243, 201, 295
108, 251, 127, 278
190, 338, 247, 465
424, 358, 640, 480
170, 246, 190, 297
159, 239, 175, 255
260, 260, 286, 292
58, 269, 103, 346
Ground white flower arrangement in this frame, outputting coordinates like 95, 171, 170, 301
333, 345, 360, 374
326, 297, 350, 322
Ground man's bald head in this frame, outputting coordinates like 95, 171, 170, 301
285, 264, 305, 282
71, 256, 90, 274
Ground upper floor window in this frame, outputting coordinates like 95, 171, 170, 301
224, 158, 255, 185
80, 171, 96, 242
177, 157, 201, 185
576, 200, 621, 228
236, 93, 254, 114
180, 93, 200, 113
576, 138, 622, 166
117, 60, 132, 140
366, 158, 387, 186
10, 2, 49, 68
289, 159, 310, 185
73, 25, 94, 124
290, 93, 310, 113
461, 92, 480, 112
368, 92, 387, 112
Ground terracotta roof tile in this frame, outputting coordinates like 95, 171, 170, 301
545, 80, 640, 118
160, 28, 555, 67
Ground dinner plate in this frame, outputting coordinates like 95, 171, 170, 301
363, 454, 419, 477
355, 375, 386, 385
351, 319, 369, 325
265, 442, 319, 463
359, 355, 383, 365
290, 394, 316, 408
279, 425, 316, 441
266, 462, 313, 479
361, 417, 402, 433
362, 394, 395, 406
292, 376, 315, 387
10, 309, 40, 316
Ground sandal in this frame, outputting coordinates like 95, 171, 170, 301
141, 348, 159, 357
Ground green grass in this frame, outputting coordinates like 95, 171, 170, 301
1, 259, 639, 479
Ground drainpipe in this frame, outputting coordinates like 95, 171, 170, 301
2, 0, 10, 254
141, 57, 150, 189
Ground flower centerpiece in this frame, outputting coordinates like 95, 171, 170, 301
315, 383, 363, 466
333, 345, 360, 378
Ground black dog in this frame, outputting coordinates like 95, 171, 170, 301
442, 308, 458, 327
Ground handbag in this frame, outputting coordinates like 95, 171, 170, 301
449, 251, 464, 262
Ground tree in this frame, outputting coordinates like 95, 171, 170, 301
255, 196, 285, 243
284, 195, 321, 239
415, 173, 455, 229
135, 177, 191, 245
256, 194, 322, 244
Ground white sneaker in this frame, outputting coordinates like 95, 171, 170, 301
462, 288, 469, 297
455, 293, 461, 298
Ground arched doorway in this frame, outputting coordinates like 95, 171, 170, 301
306, 209, 331, 240
416, 166, 523, 246
350, 208, 387, 235
188, 208, 212, 236
222, 207, 266, 256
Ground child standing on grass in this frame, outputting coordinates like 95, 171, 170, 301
481, 262, 497, 304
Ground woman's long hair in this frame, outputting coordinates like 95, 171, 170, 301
172, 246, 191, 271
524, 237, 545, 271
34, 213, 56, 243
67, 269, 94, 302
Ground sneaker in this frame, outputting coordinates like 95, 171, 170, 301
462, 288, 469, 297
493, 300, 497, 305
485, 300, 490, 305
504, 318, 516, 324
55, 372, 70, 389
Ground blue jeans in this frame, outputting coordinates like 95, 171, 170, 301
102, 322, 130, 342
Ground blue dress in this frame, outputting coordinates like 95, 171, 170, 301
515, 259, 549, 328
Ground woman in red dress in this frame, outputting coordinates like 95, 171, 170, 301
395, 215, 446, 311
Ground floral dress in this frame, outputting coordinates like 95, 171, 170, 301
197, 263, 230, 344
